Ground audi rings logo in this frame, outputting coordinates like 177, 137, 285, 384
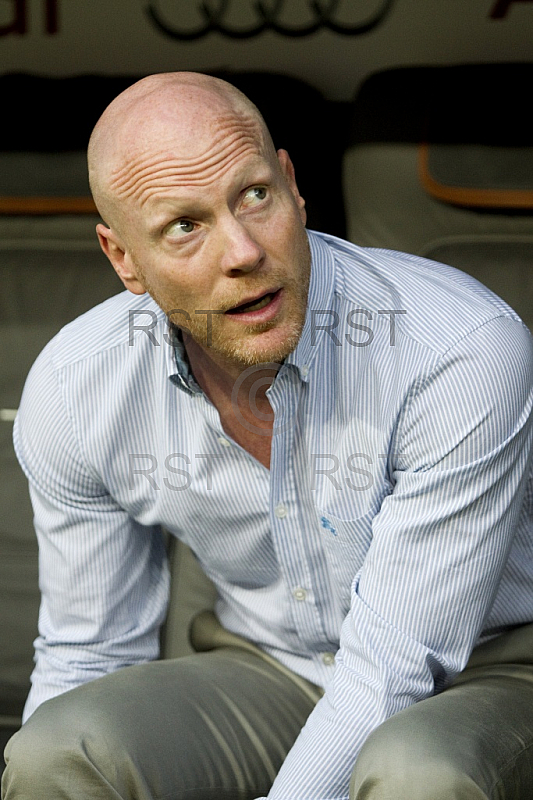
147, 0, 395, 40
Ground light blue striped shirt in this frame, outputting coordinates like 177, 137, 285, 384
14, 230, 533, 799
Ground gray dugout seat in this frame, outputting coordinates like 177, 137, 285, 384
0, 213, 123, 729
343, 64, 533, 332
0, 148, 219, 755
0, 151, 114, 734
0, 215, 217, 742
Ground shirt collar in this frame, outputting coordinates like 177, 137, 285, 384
284, 230, 336, 383
168, 325, 203, 396
167, 230, 336, 393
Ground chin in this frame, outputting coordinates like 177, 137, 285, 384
216, 323, 303, 368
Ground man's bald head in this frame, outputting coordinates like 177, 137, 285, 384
87, 72, 277, 233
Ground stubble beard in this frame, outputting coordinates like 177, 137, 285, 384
138, 243, 312, 369
213, 312, 306, 367
205, 260, 311, 367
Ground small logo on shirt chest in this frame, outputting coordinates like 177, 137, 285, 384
321, 516, 337, 536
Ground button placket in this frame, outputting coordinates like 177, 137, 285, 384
269, 368, 322, 643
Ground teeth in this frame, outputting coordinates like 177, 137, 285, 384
233, 293, 273, 313
247, 293, 273, 311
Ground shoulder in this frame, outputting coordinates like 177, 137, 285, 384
15, 291, 172, 493
40, 290, 168, 370
17, 290, 171, 444
310, 230, 529, 357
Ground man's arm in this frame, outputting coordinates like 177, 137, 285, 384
14, 340, 170, 722
263, 314, 533, 799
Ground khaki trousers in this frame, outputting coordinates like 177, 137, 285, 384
3, 613, 533, 800
351, 622, 533, 799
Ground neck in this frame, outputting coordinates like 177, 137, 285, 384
182, 333, 278, 469
183, 333, 279, 416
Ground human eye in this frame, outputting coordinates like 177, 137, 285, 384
242, 186, 268, 208
164, 219, 196, 237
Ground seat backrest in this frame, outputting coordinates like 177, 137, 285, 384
0, 151, 97, 214
0, 210, 216, 718
343, 64, 533, 332
0, 214, 123, 719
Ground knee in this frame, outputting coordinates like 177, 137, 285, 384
2, 701, 72, 797
2, 687, 128, 797
350, 722, 488, 800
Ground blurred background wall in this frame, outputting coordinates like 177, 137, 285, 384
1, 0, 533, 98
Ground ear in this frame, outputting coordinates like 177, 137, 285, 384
277, 149, 307, 225
96, 223, 146, 295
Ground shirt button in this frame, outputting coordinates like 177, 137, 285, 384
217, 437, 231, 447
293, 587, 307, 601
275, 503, 288, 519
301, 365, 309, 377
322, 652, 335, 666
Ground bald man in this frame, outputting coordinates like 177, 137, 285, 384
3, 72, 533, 800
89, 72, 310, 467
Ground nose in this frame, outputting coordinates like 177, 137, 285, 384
218, 215, 264, 276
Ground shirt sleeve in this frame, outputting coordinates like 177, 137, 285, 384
14, 341, 170, 723
262, 315, 533, 800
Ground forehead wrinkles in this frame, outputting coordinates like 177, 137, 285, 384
108, 115, 265, 208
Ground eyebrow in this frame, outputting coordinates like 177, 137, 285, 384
147, 203, 208, 238
146, 163, 276, 237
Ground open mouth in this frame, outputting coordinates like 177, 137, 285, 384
226, 290, 279, 315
